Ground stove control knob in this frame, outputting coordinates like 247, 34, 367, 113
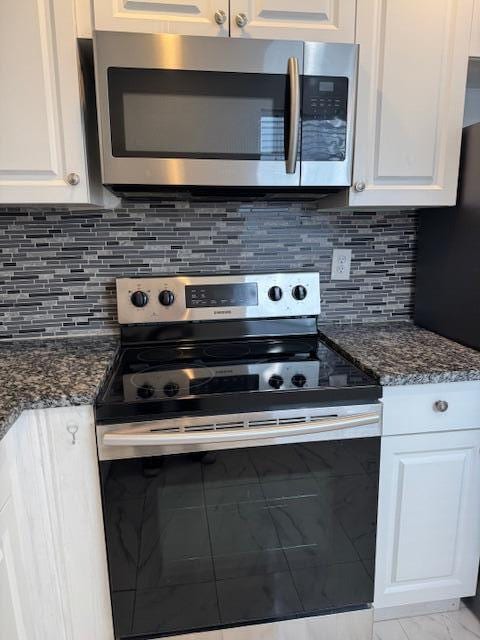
292, 285, 307, 301
131, 290, 149, 308
163, 382, 180, 398
137, 383, 154, 399
269, 374, 284, 389
268, 286, 283, 302
159, 290, 175, 306
292, 373, 307, 388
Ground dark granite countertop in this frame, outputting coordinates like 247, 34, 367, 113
320, 322, 480, 386
0, 336, 119, 441
2, 322, 480, 442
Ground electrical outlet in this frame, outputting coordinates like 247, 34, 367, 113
331, 249, 352, 280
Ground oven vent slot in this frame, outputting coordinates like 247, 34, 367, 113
278, 416, 306, 425
310, 413, 338, 421
215, 422, 244, 430
151, 413, 343, 436
248, 419, 277, 427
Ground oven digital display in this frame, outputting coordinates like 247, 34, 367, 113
191, 375, 260, 395
185, 283, 258, 308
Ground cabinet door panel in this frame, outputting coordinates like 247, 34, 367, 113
93, 0, 229, 36
351, 0, 473, 207
229, 0, 355, 42
0, 500, 29, 640
375, 430, 480, 609
471, 0, 480, 57
0, 0, 90, 204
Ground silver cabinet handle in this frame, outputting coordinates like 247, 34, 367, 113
65, 172, 80, 186
235, 12, 248, 27
214, 9, 227, 24
434, 400, 449, 413
354, 181, 365, 192
103, 412, 380, 447
286, 57, 300, 175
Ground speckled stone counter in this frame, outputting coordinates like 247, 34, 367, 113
0, 336, 119, 441
320, 322, 480, 386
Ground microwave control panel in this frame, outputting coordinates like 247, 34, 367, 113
302, 76, 349, 162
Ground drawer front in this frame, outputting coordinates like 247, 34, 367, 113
382, 381, 480, 436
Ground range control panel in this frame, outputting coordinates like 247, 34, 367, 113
124, 361, 321, 401
116, 273, 320, 324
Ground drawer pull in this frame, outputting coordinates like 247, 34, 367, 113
434, 400, 449, 413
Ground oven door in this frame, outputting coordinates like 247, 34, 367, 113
94, 32, 303, 188
99, 405, 380, 639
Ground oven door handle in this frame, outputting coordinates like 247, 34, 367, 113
286, 56, 300, 174
102, 411, 380, 447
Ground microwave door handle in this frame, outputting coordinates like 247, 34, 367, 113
286, 57, 300, 174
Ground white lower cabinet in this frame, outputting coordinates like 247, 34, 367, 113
1, 406, 113, 640
0, 499, 31, 640
374, 429, 480, 609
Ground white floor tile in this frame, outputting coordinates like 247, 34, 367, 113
373, 619, 409, 640
337, 610, 373, 640
400, 610, 480, 640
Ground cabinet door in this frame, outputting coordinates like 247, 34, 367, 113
93, 0, 229, 36
36, 406, 114, 640
7, 408, 113, 640
0, 0, 91, 205
229, 0, 355, 42
471, 0, 480, 57
374, 430, 480, 609
0, 499, 30, 640
351, 0, 473, 207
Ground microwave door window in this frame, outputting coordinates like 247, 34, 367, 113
108, 68, 289, 161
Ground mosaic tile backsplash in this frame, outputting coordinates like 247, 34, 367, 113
0, 202, 417, 340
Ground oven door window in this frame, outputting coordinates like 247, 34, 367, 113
102, 438, 379, 639
108, 68, 294, 161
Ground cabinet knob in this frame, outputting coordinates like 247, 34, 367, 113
354, 181, 366, 192
214, 9, 227, 24
235, 12, 248, 27
434, 400, 449, 413
65, 172, 80, 186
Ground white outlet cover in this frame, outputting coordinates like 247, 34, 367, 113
331, 249, 352, 281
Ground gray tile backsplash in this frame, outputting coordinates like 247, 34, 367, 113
0, 201, 417, 340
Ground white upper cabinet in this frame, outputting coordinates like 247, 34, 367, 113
350, 0, 473, 208
375, 429, 480, 609
0, 0, 103, 206
229, 0, 355, 42
93, 0, 230, 36
91, 0, 355, 41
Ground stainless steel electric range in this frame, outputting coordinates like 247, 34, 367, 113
95, 272, 382, 640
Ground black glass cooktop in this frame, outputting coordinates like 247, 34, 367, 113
96, 336, 380, 424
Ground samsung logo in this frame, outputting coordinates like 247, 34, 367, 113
213, 310, 232, 315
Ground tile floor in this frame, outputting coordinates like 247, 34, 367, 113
373, 607, 480, 640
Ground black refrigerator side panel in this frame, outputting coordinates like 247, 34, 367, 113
414, 124, 480, 351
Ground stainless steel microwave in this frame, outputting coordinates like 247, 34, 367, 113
93, 31, 357, 196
